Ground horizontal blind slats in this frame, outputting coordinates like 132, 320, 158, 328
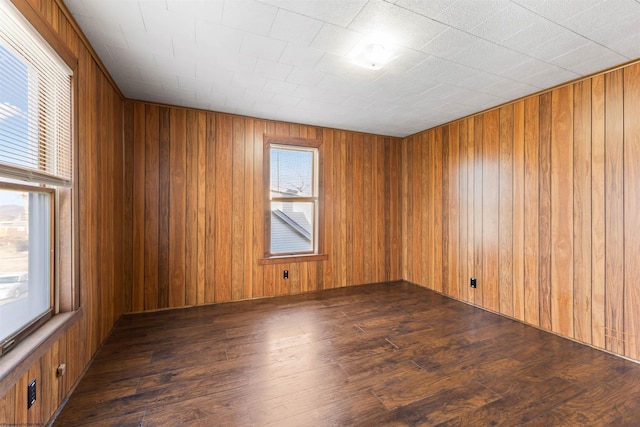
0, 0, 72, 187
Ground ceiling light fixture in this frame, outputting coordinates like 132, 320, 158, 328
351, 40, 395, 70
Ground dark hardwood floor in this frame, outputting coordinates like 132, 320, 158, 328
53, 282, 640, 426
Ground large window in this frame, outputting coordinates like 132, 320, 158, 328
0, 0, 73, 355
264, 136, 322, 258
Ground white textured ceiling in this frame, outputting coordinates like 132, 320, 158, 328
63, 0, 640, 137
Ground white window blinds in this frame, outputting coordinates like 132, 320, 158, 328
0, 0, 72, 187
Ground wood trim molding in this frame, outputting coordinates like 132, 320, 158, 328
8, 0, 77, 70
0, 309, 82, 397
258, 253, 328, 265
52, 0, 124, 99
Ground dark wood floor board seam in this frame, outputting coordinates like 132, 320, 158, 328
53, 281, 640, 426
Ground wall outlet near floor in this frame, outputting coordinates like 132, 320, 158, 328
470, 277, 477, 288
27, 379, 36, 409
283, 270, 289, 279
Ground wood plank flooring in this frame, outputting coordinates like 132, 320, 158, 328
53, 282, 640, 426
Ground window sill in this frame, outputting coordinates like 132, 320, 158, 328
258, 253, 328, 265
0, 308, 82, 397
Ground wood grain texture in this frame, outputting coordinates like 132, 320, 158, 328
550, 85, 574, 338
512, 101, 525, 322
157, 107, 170, 308
52, 282, 640, 426
573, 80, 592, 344
523, 97, 540, 326
447, 123, 460, 299
401, 58, 640, 363
125, 102, 403, 309
538, 92, 552, 330
623, 63, 640, 359
144, 105, 159, 311
499, 105, 514, 317
169, 108, 186, 308
591, 74, 606, 350
605, 70, 625, 355
473, 116, 483, 307
458, 119, 469, 303
1, 1, 127, 424
482, 109, 499, 312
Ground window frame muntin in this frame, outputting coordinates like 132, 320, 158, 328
263, 135, 324, 260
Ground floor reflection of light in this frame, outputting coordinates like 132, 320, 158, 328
249, 308, 332, 423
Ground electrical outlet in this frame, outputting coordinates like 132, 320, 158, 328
283, 270, 288, 279
470, 277, 477, 288
27, 379, 36, 409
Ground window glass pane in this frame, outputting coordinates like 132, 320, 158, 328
0, 188, 50, 343
271, 201, 314, 254
270, 148, 314, 198
0, 43, 32, 169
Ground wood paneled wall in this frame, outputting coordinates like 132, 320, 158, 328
0, 0, 127, 424
402, 60, 640, 361
124, 102, 403, 312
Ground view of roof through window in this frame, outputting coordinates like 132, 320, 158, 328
269, 147, 315, 254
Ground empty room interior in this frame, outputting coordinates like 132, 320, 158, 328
2, 0, 640, 425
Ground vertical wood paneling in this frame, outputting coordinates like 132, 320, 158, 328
458, 120, 469, 302
420, 132, 434, 283
375, 136, 386, 282
351, 133, 365, 284
252, 121, 265, 297
157, 107, 171, 309
482, 110, 499, 312
5, 4, 640, 422
442, 127, 450, 294
385, 137, 396, 282
409, 135, 419, 284
169, 108, 186, 308
466, 118, 475, 304
123, 101, 134, 313
215, 115, 232, 302
550, 85, 574, 337
0, 385, 15, 425
512, 101, 525, 322
243, 118, 255, 299
231, 116, 245, 301
573, 80, 592, 344
605, 70, 625, 354
591, 74, 606, 349
523, 97, 540, 326
185, 110, 199, 306
623, 63, 640, 359
538, 92, 552, 330
392, 139, 402, 279
144, 105, 159, 311
125, 103, 403, 310
204, 113, 216, 303
401, 58, 640, 364
2, 2, 127, 423
432, 129, 443, 293
363, 138, 373, 284
132, 102, 146, 312
499, 105, 514, 317
322, 130, 334, 289
195, 112, 207, 305
447, 123, 460, 299
473, 116, 483, 307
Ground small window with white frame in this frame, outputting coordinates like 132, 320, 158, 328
264, 136, 321, 257
0, 0, 73, 356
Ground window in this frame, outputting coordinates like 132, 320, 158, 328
0, 0, 73, 356
264, 136, 323, 259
